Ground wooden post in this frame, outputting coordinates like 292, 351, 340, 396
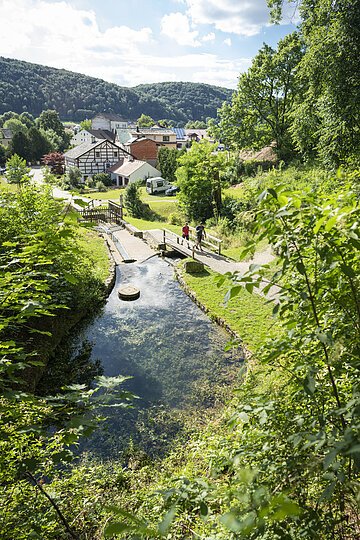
192, 246, 196, 260
163, 229, 166, 244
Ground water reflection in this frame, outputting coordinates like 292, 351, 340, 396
78, 258, 242, 457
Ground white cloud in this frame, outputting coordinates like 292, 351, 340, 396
223, 38, 232, 47
0, 0, 246, 88
185, 0, 270, 36
202, 32, 215, 43
160, 12, 200, 47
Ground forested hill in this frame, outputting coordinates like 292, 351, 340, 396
0, 57, 233, 124
134, 81, 233, 125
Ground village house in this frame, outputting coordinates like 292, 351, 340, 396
124, 136, 159, 167
185, 128, 214, 144
64, 139, 133, 181
0, 128, 13, 148
130, 127, 177, 149
91, 113, 128, 132
109, 159, 161, 187
70, 129, 115, 147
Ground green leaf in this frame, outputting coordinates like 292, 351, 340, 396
158, 507, 176, 536
104, 522, 130, 537
220, 512, 242, 533
238, 411, 250, 423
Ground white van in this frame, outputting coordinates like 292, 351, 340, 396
146, 177, 172, 194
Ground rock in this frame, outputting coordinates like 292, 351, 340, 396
183, 260, 204, 274
118, 285, 140, 301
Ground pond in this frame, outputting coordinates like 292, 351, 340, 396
76, 257, 243, 457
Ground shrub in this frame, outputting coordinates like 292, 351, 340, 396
93, 172, 112, 187
96, 180, 107, 192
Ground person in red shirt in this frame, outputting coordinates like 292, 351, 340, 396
181, 222, 190, 249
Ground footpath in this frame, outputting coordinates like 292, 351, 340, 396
107, 226, 277, 299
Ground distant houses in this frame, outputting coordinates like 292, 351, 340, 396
64, 112, 221, 185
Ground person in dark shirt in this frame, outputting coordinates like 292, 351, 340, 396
195, 222, 206, 251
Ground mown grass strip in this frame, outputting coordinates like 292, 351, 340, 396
177, 260, 278, 352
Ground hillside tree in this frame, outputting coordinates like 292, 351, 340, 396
213, 32, 303, 160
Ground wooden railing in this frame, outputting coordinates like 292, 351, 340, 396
162, 227, 222, 256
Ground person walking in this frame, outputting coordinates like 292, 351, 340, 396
181, 222, 190, 249
195, 222, 206, 251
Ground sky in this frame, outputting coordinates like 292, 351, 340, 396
0, 0, 299, 89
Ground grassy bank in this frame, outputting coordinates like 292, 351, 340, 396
177, 260, 277, 352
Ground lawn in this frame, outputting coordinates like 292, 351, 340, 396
178, 260, 279, 352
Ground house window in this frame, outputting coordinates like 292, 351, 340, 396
163, 136, 170, 142
95, 151, 100, 158
114, 151, 118, 158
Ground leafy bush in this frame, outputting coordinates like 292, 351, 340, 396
95, 180, 107, 192
92, 172, 112, 186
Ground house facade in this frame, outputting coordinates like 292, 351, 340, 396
70, 129, 115, 147
124, 137, 159, 166
92, 113, 128, 132
64, 139, 133, 180
109, 159, 161, 187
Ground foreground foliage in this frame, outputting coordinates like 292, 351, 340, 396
0, 178, 133, 539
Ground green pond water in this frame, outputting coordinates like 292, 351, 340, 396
77, 257, 243, 457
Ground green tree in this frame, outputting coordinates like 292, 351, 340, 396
37, 110, 71, 152
214, 32, 303, 160
157, 147, 178, 183
37, 109, 64, 136
268, 0, 360, 166
137, 114, 156, 127
0, 143, 6, 165
185, 120, 207, 129
5, 154, 30, 185
80, 119, 92, 131
11, 131, 31, 161
3, 117, 28, 136
123, 182, 144, 218
27, 126, 51, 161
176, 141, 227, 222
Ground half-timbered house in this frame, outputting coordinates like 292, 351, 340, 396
64, 139, 133, 180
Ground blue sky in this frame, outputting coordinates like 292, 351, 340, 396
0, 0, 298, 88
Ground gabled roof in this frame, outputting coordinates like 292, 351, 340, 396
131, 128, 175, 136
64, 139, 131, 160
92, 113, 127, 122
185, 129, 209, 138
126, 136, 157, 145
88, 129, 116, 142
0, 128, 12, 139
109, 159, 159, 176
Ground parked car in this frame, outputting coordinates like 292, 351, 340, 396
165, 185, 179, 196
